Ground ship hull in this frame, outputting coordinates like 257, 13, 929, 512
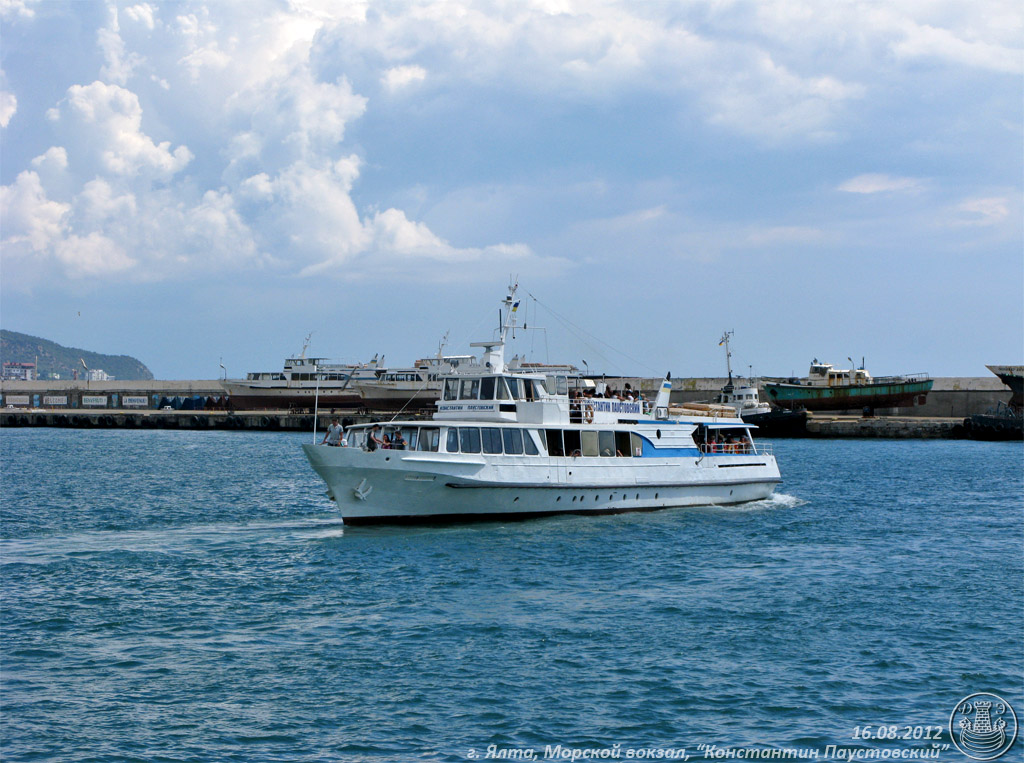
965, 413, 1023, 441
302, 444, 780, 524
742, 408, 807, 436
353, 384, 441, 411
222, 384, 362, 411
763, 379, 933, 411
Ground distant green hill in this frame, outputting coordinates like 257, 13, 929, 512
0, 330, 154, 380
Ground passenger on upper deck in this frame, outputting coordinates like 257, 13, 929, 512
393, 431, 407, 450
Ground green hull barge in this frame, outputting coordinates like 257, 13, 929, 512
764, 360, 933, 412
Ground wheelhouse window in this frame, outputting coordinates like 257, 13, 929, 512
545, 429, 564, 457
502, 428, 524, 455
506, 377, 521, 400
446, 428, 459, 452
443, 379, 458, 401
481, 428, 503, 454
523, 430, 540, 455
480, 377, 495, 401
564, 429, 582, 457
460, 379, 479, 400
418, 427, 440, 452
459, 427, 481, 453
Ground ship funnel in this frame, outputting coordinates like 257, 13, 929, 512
652, 372, 672, 418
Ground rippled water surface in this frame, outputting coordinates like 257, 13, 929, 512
2, 429, 1021, 761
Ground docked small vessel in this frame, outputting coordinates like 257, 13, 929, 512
351, 350, 482, 411
222, 339, 381, 411
710, 332, 807, 436
302, 285, 782, 524
964, 365, 1023, 441
763, 360, 932, 413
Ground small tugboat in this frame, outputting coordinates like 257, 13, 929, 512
763, 359, 932, 413
302, 284, 781, 524
710, 332, 806, 436
964, 365, 1023, 441
696, 331, 806, 438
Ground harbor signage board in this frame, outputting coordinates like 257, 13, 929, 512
82, 396, 108, 406
123, 396, 148, 407
4, 395, 31, 406
43, 396, 68, 406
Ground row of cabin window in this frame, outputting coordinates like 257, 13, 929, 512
545, 429, 644, 458
348, 426, 441, 451
442, 376, 549, 402
446, 427, 541, 455
291, 372, 350, 381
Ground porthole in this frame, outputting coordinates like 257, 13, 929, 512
556, 496, 561, 502
635, 493, 639, 500
514, 496, 519, 502
655, 492, 659, 499
656, 429, 661, 439
572, 496, 577, 502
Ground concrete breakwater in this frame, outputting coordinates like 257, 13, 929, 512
1, 375, 1012, 418
804, 415, 965, 438
0, 409, 389, 432
0, 407, 984, 439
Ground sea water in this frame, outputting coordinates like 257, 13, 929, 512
1, 429, 1021, 762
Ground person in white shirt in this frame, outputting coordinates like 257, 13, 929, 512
322, 417, 345, 446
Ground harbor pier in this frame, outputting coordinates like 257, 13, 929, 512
1, 375, 1017, 438
0, 409, 392, 431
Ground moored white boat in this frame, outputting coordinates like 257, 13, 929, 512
302, 285, 781, 524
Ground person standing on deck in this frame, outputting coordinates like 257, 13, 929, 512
322, 417, 344, 446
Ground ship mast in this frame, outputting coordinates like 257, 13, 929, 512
720, 330, 734, 391
471, 282, 520, 374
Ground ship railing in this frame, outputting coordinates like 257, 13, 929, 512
871, 372, 930, 384
700, 442, 772, 457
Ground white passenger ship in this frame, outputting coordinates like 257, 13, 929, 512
302, 285, 781, 524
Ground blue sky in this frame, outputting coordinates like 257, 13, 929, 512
1, 0, 1021, 380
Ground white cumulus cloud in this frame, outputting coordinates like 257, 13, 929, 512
51, 81, 193, 178
953, 196, 1010, 226
0, 171, 69, 252
382, 65, 427, 92
838, 174, 923, 194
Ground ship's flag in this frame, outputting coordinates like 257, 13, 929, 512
511, 300, 520, 312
